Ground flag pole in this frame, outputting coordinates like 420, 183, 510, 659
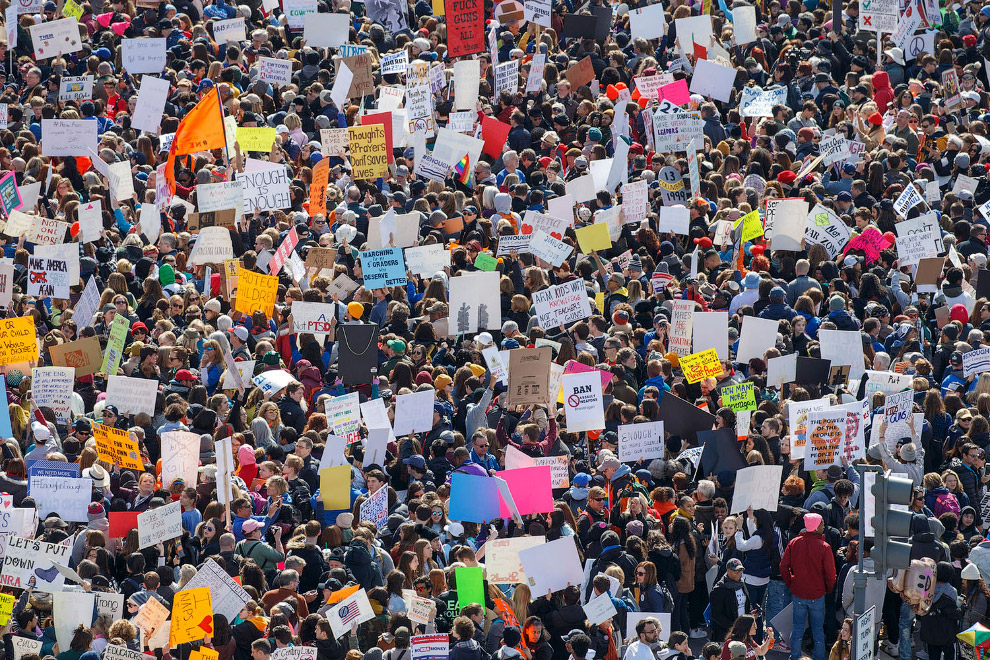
216, 85, 231, 170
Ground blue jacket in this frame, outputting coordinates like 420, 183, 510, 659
826, 309, 861, 331
759, 302, 798, 322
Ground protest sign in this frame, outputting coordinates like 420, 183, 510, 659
688, 59, 736, 101
617, 421, 665, 462
562, 370, 605, 433
736, 315, 779, 364
234, 268, 278, 317
93, 423, 144, 470
103, 646, 143, 660
528, 231, 572, 267
360, 248, 406, 290
52, 592, 94, 654
668, 299, 694, 356
410, 635, 449, 660
843, 227, 891, 263
188, 226, 235, 266
57, 75, 93, 102
326, 393, 361, 444
25, 216, 68, 246
160, 431, 201, 489
348, 124, 389, 179
804, 204, 852, 259
180, 558, 251, 621
106, 375, 158, 417
805, 411, 848, 470
28, 476, 89, 522
29, 18, 81, 59
100, 314, 130, 376
449, 270, 500, 333
257, 56, 293, 86
26, 256, 69, 300
679, 348, 722, 384
197, 180, 245, 220
789, 398, 829, 459
730, 465, 784, 513
138, 501, 182, 549
0, 316, 37, 365
12, 639, 42, 660
532, 280, 592, 328
721, 382, 757, 412
506, 347, 553, 407
652, 110, 704, 152
392, 390, 436, 435
359, 484, 388, 529
121, 38, 166, 73
326, 588, 375, 638
131, 598, 169, 639
964, 347, 990, 377
0, 535, 71, 589
169, 587, 213, 645
40, 119, 96, 157
30, 367, 73, 422
404, 244, 448, 276
819, 329, 866, 382
484, 535, 545, 584
583, 591, 618, 627
517, 536, 585, 597
291, 302, 336, 335
239, 161, 291, 212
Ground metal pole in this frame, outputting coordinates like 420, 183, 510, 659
852, 464, 884, 660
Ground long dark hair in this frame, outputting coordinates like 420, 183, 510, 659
668, 517, 696, 559
726, 614, 756, 643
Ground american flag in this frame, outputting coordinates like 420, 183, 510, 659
338, 603, 360, 627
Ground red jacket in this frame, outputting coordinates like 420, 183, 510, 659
779, 530, 836, 599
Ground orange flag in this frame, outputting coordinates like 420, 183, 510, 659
309, 157, 330, 218
166, 87, 227, 194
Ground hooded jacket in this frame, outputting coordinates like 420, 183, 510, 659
919, 582, 961, 645
909, 513, 947, 563
872, 71, 894, 114
949, 458, 983, 527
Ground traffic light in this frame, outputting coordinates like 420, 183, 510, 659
871, 471, 914, 577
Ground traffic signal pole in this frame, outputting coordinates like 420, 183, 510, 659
852, 465, 915, 660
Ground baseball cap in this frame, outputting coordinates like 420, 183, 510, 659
228, 326, 248, 341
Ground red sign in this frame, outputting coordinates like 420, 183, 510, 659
445, 0, 485, 58
268, 226, 299, 276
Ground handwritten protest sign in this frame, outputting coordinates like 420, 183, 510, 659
0, 536, 72, 589
347, 125, 388, 179
721, 382, 757, 411
0, 317, 37, 365
106, 375, 158, 417
138, 501, 182, 549
730, 465, 783, 513
679, 348, 722, 384
235, 268, 278, 317
617, 422, 665, 462
805, 411, 847, 470
532, 280, 592, 328
30, 367, 73, 422
179, 558, 251, 621
170, 587, 213, 645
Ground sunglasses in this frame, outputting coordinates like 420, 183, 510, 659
591, 497, 606, 502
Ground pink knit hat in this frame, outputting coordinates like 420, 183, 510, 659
804, 513, 823, 533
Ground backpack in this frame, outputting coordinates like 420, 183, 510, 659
934, 491, 961, 517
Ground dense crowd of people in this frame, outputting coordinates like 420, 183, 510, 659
4, 0, 990, 660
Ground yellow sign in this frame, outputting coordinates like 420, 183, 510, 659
0, 593, 14, 625
679, 348, 723, 384
93, 423, 144, 470
234, 268, 278, 317
190, 650, 220, 660
169, 587, 213, 646
594, 292, 604, 313
0, 316, 38, 365
62, 0, 83, 19
735, 210, 763, 243
320, 465, 352, 511
575, 223, 611, 253
235, 127, 277, 152
347, 124, 388, 180
432, 0, 444, 14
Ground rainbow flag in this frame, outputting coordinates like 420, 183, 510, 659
454, 153, 471, 186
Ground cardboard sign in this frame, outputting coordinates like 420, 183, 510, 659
506, 347, 552, 407
186, 209, 237, 231
564, 56, 595, 88
234, 268, 278, 317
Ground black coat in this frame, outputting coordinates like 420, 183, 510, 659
709, 577, 751, 643
919, 590, 962, 645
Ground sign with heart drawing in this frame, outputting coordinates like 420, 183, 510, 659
519, 210, 569, 240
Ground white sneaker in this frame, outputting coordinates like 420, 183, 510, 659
689, 628, 707, 639
881, 641, 899, 657
916, 651, 928, 660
